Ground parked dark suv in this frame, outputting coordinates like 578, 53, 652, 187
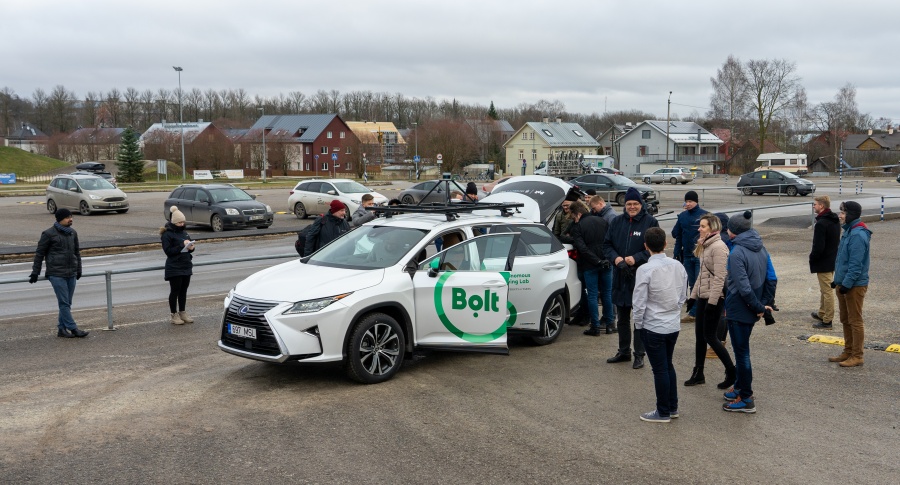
164, 184, 274, 232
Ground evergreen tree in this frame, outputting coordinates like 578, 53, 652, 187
116, 126, 144, 183
488, 101, 498, 120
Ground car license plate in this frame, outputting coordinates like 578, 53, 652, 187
109, 202, 122, 207
249, 215, 263, 221
228, 323, 256, 339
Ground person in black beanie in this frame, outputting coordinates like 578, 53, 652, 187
465, 182, 479, 202
29, 208, 89, 338
603, 187, 660, 369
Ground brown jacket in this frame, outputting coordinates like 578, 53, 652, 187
690, 232, 729, 301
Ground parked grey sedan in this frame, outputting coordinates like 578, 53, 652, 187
398, 180, 472, 204
642, 167, 694, 185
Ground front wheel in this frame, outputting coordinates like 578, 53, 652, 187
345, 313, 404, 384
79, 201, 91, 216
741, 185, 753, 196
47, 199, 57, 214
616, 192, 626, 206
786, 185, 798, 196
401, 194, 415, 204
210, 214, 224, 232
670, 177, 678, 185
531, 294, 567, 345
643, 177, 651, 184
293, 202, 307, 219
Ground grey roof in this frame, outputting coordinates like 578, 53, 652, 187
637, 120, 723, 144
845, 132, 900, 150
63, 127, 124, 143
222, 129, 248, 142
7, 123, 48, 140
527, 121, 600, 147
246, 114, 339, 143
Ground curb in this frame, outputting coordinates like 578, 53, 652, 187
804, 334, 900, 353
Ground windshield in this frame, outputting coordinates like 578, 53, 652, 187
77, 178, 115, 190
208, 188, 254, 202
307, 226, 428, 270
607, 174, 636, 186
775, 171, 799, 179
333, 181, 371, 194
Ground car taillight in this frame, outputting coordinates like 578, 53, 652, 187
567, 249, 578, 259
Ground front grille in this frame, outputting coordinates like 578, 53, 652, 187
104, 197, 125, 202
242, 208, 265, 216
220, 296, 282, 356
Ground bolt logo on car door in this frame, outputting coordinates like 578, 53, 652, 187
433, 272, 516, 343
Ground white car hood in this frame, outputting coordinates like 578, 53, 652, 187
234, 260, 384, 302
477, 192, 541, 222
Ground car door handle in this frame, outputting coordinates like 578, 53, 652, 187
482, 281, 506, 288
542, 263, 566, 270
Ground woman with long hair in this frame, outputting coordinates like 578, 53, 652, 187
684, 214, 735, 388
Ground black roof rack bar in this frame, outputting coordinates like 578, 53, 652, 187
367, 202, 525, 221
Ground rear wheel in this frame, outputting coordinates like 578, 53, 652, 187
531, 294, 566, 345
345, 313, 404, 384
210, 214, 224, 232
47, 199, 57, 214
643, 177, 651, 184
741, 185, 753, 196
401, 194, 415, 204
670, 177, 678, 185
79, 201, 91, 216
616, 192, 625, 206
786, 185, 798, 196
293, 202, 307, 219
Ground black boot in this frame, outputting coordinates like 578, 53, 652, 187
717, 367, 736, 389
684, 366, 705, 386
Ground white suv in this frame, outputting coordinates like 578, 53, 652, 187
288, 178, 387, 219
219, 178, 582, 384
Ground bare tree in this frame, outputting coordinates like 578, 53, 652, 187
186, 88, 204, 121
31, 88, 49, 131
813, 83, 870, 167
48, 84, 77, 133
103, 88, 122, 127
123, 87, 141, 128
139, 89, 156, 127
709, 55, 750, 171
744, 58, 801, 157
287, 91, 307, 113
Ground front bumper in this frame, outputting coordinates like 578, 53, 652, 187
222, 214, 274, 228
91, 201, 129, 211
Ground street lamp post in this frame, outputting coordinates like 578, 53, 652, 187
665, 91, 672, 166
258, 107, 266, 182
173, 66, 186, 180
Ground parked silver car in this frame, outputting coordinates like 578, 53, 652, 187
288, 178, 387, 219
46, 174, 129, 215
642, 167, 694, 185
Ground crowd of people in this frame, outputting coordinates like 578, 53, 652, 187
555, 188, 872, 421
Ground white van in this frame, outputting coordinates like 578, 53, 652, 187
755, 153, 808, 174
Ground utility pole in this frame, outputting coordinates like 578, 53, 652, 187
173, 66, 186, 180
665, 91, 672, 166
258, 107, 266, 182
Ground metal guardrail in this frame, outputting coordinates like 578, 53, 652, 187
0, 252, 297, 330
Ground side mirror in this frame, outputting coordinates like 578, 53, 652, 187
327, 190, 336, 195
250, 194, 257, 200
428, 258, 440, 278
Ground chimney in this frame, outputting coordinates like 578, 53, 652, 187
542, 117, 549, 123
198, 119, 204, 123
556, 117, 562, 124
868, 129, 873, 136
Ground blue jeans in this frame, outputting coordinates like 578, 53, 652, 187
682, 256, 700, 316
641, 329, 679, 417
727, 320, 755, 400
579, 268, 600, 328
48, 276, 78, 332
598, 265, 615, 327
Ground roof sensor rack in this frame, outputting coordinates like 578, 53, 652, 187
368, 202, 524, 221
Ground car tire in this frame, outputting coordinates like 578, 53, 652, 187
211, 214, 224, 232
401, 194, 415, 204
79, 201, 91, 216
257, 225, 270, 229
531, 293, 566, 346
670, 177, 678, 185
293, 202, 307, 219
741, 185, 753, 196
345, 312, 404, 384
116, 209, 129, 214
47, 199, 57, 214
786, 185, 798, 196
616, 192, 626, 206
643, 177, 651, 184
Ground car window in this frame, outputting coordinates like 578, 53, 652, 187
306, 226, 427, 270
334, 181, 370, 194
180, 188, 196, 201
169, 188, 184, 200
320, 183, 334, 194
77, 178, 115, 191
196, 190, 210, 203
66, 179, 79, 191
209, 188, 253, 202
305, 182, 321, 193
596, 175, 612, 185
606, 174, 634, 186
420, 181, 436, 191
51, 178, 63, 189
296, 182, 309, 191
488, 224, 561, 256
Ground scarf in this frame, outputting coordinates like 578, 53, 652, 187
54, 222, 74, 234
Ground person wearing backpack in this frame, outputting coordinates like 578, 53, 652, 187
304, 200, 350, 256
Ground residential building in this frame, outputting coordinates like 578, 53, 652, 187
140, 121, 235, 171
242, 114, 360, 176
57, 127, 124, 163
5, 123, 49, 154
844, 126, 900, 150
503, 118, 600, 175
346, 121, 405, 164
615, 121, 723, 177
596, 123, 635, 158
466, 118, 515, 163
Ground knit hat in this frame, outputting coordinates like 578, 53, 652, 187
715, 212, 729, 232
624, 187, 642, 204
840, 201, 862, 222
727, 210, 753, 235
565, 190, 581, 202
684, 190, 699, 203
466, 182, 478, 196
329, 200, 345, 214
169, 205, 186, 224
55, 208, 73, 222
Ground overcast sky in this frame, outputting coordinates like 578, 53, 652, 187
6, 0, 900, 123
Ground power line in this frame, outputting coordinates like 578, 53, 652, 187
670, 102, 709, 111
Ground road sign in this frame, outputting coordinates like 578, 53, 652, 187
436, 153, 443, 164
314, 154, 319, 160
413, 155, 420, 162
331, 153, 338, 161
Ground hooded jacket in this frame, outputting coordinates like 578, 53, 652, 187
834, 219, 871, 289
304, 212, 350, 255
160, 222, 193, 280
672, 205, 708, 259
32, 224, 82, 278
809, 209, 840, 274
690, 232, 729, 301
603, 206, 660, 306
724, 229, 769, 324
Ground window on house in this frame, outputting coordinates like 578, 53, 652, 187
340, 131, 345, 139
321, 146, 328, 154
305, 146, 310, 155
518, 149, 524, 160
522, 133, 528, 140
532, 149, 537, 160
638, 146, 648, 156
530, 132, 535, 140
642, 130, 650, 139
305, 163, 310, 171
543, 129, 553, 137
327, 131, 333, 139
345, 146, 352, 154
323, 162, 329, 171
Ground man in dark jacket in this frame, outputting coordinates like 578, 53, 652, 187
305, 200, 350, 255
604, 187, 659, 369
672, 190, 708, 323
722, 211, 772, 413
809, 195, 840, 329
29, 208, 89, 338
589, 195, 617, 332
569, 201, 610, 336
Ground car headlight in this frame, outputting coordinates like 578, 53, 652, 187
265, 204, 272, 213
89, 194, 102, 200
283, 293, 352, 314
225, 208, 240, 216
123, 194, 128, 199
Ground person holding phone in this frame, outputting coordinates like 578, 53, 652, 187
161, 206, 196, 325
